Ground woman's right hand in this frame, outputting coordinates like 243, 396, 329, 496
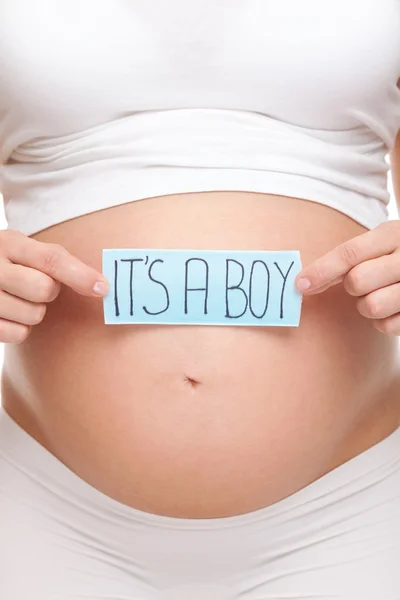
0, 229, 110, 344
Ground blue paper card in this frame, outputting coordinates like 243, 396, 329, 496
102, 248, 303, 327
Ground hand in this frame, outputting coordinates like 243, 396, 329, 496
294, 220, 400, 336
0, 229, 110, 344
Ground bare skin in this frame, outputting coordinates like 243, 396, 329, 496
2, 190, 400, 518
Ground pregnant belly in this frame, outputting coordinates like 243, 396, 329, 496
2, 190, 399, 518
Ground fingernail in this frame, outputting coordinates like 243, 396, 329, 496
296, 278, 311, 292
93, 281, 109, 296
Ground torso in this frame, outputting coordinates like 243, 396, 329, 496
2, 190, 400, 518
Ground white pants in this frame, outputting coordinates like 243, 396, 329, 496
0, 403, 399, 600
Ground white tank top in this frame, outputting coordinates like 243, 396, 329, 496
1, 0, 399, 236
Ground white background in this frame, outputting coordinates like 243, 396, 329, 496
0, 176, 398, 403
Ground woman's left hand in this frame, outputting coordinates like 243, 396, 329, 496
294, 220, 400, 336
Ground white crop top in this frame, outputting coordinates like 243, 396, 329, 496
1, 0, 400, 237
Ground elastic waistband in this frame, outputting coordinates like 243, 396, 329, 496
0, 404, 399, 530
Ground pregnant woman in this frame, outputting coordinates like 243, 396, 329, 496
0, 1, 399, 598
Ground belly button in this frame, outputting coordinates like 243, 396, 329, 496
183, 374, 201, 389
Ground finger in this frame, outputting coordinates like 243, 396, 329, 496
0, 262, 61, 303
356, 282, 400, 320
4, 230, 109, 297
343, 252, 400, 297
372, 314, 400, 336
299, 275, 344, 295
0, 319, 32, 344
295, 221, 400, 294
0, 289, 47, 325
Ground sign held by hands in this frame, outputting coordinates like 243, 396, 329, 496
102, 249, 303, 327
